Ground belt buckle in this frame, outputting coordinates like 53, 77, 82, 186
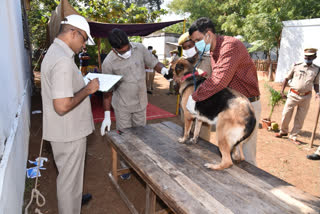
300, 92, 305, 96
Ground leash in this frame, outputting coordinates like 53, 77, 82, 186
24, 138, 46, 214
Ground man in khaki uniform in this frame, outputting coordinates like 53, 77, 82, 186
276, 48, 320, 144
100, 28, 170, 134
168, 49, 180, 95
41, 15, 99, 214
178, 32, 212, 77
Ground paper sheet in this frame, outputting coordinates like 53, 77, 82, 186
84, 73, 122, 92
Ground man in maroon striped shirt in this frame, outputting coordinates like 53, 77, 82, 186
187, 17, 261, 165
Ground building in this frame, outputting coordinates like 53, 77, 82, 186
276, 18, 320, 82
142, 32, 180, 61
0, 0, 32, 213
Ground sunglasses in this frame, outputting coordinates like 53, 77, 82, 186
70, 29, 88, 43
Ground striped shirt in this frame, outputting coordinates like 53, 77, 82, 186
192, 35, 260, 101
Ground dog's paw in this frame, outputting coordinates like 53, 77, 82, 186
189, 138, 198, 144
204, 163, 212, 168
178, 137, 186, 144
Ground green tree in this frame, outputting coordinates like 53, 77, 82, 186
27, 0, 166, 68
168, 0, 320, 56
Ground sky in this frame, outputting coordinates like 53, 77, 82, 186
160, 0, 189, 22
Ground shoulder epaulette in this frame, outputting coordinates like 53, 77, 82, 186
294, 62, 303, 66
313, 63, 320, 68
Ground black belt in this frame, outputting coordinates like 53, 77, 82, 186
248, 96, 260, 102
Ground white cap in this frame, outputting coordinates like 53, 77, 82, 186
61, 14, 95, 45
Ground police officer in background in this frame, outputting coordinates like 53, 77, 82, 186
177, 32, 212, 77
276, 48, 320, 144
100, 28, 170, 134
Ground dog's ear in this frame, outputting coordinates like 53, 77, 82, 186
175, 62, 185, 76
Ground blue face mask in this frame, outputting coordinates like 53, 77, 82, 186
304, 59, 313, 64
195, 39, 211, 54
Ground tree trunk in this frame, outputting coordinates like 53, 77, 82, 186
267, 51, 273, 81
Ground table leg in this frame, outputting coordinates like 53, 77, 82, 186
146, 185, 156, 214
111, 146, 118, 182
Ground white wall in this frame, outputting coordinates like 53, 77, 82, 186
142, 36, 166, 60
142, 33, 180, 61
0, 0, 31, 213
275, 18, 320, 82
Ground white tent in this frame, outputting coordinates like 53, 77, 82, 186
275, 18, 320, 82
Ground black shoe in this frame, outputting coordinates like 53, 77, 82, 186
307, 154, 320, 160
147, 90, 153, 94
82, 193, 92, 205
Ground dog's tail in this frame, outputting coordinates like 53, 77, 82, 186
234, 106, 256, 147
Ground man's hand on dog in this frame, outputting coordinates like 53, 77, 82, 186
100, 111, 111, 136
186, 95, 197, 115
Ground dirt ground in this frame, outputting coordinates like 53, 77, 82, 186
24, 72, 320, 213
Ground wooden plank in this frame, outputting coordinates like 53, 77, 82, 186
108, 172, 139, 214
117, 168, 132, 175
146, 185, 156, 214
107, 132, 225, 214
106, 122, 320, 213
161, 122, 320, 209
131, 124, 303, 213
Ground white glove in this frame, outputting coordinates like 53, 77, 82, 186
186, 95, 197, 115
161, 67, 169, 76
100, 111, 111, 136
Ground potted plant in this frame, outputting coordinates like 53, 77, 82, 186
262, 84, 286, 129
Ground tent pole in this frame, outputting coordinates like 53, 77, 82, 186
97, 38, 102, 71
61, 0, 64, 19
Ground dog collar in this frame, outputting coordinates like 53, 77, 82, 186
181, 69, 207, 82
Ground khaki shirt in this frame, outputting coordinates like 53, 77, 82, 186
41, 38, 94, 142
287, 62, 320, 93
102, 42, 158, 112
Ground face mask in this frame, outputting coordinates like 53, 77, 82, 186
304, 59, 313, 64
118, 49, 132, 59
148, 49, 152, 53
173, 54, 177, 57
195, 34, 211, 54
183, 46, 197, 58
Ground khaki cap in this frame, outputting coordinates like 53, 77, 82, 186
170, 49, 179, 54
304, 48, 317, 56
178, 32, 191, 45
152, 50, 156, 54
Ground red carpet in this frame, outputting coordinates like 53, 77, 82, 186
90, 94, 176, 123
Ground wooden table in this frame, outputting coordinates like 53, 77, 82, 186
105, 121, 320, 214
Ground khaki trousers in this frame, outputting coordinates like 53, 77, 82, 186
146, 71, 155, 91
114, 108, 147, 130
51, 137, 87, 214
243, 100, 261, 166
280, 92, 311, 137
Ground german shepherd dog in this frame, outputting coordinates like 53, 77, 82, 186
171, 58, 256, 170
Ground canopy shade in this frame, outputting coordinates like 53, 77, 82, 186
88, 20, 184, 38
47, 0, 184, 44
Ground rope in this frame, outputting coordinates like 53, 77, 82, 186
24, 139, 46, 214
